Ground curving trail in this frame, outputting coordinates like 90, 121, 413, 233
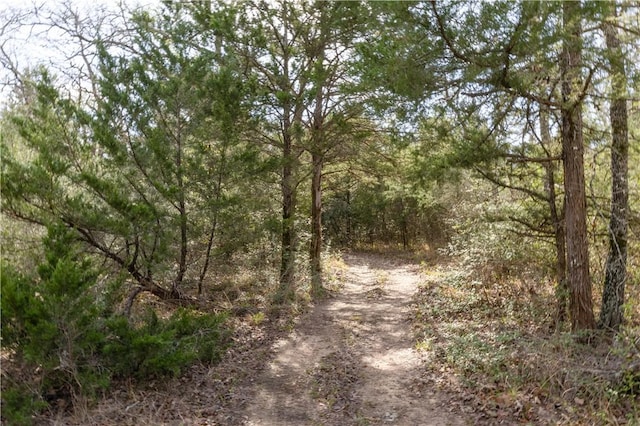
241, 253, 464, 426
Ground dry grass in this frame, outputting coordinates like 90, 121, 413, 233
20, 250, 356, 425
7, 246, 637, 425
412, 254, 640, 425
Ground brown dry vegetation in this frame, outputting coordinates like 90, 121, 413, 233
9, 249, 635, 425
412, 251, 640, 425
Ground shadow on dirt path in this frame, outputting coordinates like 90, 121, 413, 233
42, 252, 467, 425
240, 252, 466, 426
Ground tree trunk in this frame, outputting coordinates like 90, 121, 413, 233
540, 106, 568, 327
174, 200, 188, 298
198, 218, 217, 295
197, 168, 224, 295
400, 198, 409, 249
277, 133, 297, 303
275, 1, 297, 304
310, 152, 323, 296
123, 286, 143, 317
173, 116, 187, 298
600, 5, 629, 332
346, 189, 352, 246
309, 13, 327, 298
547, 162, 569, 327
561, 1, 595, 331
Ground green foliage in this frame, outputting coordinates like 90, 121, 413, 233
323, 126, 457, 249
0, 1, 276, 299
439, 174, 554, 281
608, 327, 640, 399
444, 333, 509, 382
103, 309, 229, 379
327, 182, 450, 249
0, 386, 48, 426
1, 224, 230, 425
1, 225, 111, 423
2, 225, 103, 367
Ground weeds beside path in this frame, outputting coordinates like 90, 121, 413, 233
413, 256, 640, 425
39, 251, 637, 425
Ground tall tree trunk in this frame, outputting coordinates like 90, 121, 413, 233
174, 201, 188, 297
346, 189, 352, 246
173, 125, 187, 298
198, 163, 226, 295
197, 167, 225, 295
277, 126, 297, 303
275, 1, 297, 304
309, 8, 327, 298
198, 220, 217, 296
400, 198, 409, 249
540, 106, 568, 327
600, 5, 629, 332
561, 1, 595, 331
310, 152, 323, 296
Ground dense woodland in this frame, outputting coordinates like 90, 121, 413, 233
1, 1, 639, 424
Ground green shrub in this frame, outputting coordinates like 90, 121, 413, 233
103, 309, 229, 379
1, 225, 110, 413
0, 386, 48, 426
1, 224, 230, 425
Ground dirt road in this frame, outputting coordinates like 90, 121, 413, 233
240, 253, 464, 426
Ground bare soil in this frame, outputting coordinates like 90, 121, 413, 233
232, 252, 465, 426
41, 252, 467, 425
35, 252, 638, 425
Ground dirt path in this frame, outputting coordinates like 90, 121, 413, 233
239, 253, 465, 426
42, 251, 630, 425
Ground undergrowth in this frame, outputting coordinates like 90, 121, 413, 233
0, 225, 231, 425
413, 257, 640, 424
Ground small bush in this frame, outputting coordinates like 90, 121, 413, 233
1, 224, 230, 425
0, 386, 48, 426
103, 309, 229, 379
1, 225, 110, 412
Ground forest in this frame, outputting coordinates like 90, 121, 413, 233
0, 0, 638, 424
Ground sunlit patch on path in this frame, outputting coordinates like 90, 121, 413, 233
242, 253, 465, 426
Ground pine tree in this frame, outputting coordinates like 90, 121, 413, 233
188, 0, 371, 300
1, 5, 257, 305
600, 1, 629, 332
